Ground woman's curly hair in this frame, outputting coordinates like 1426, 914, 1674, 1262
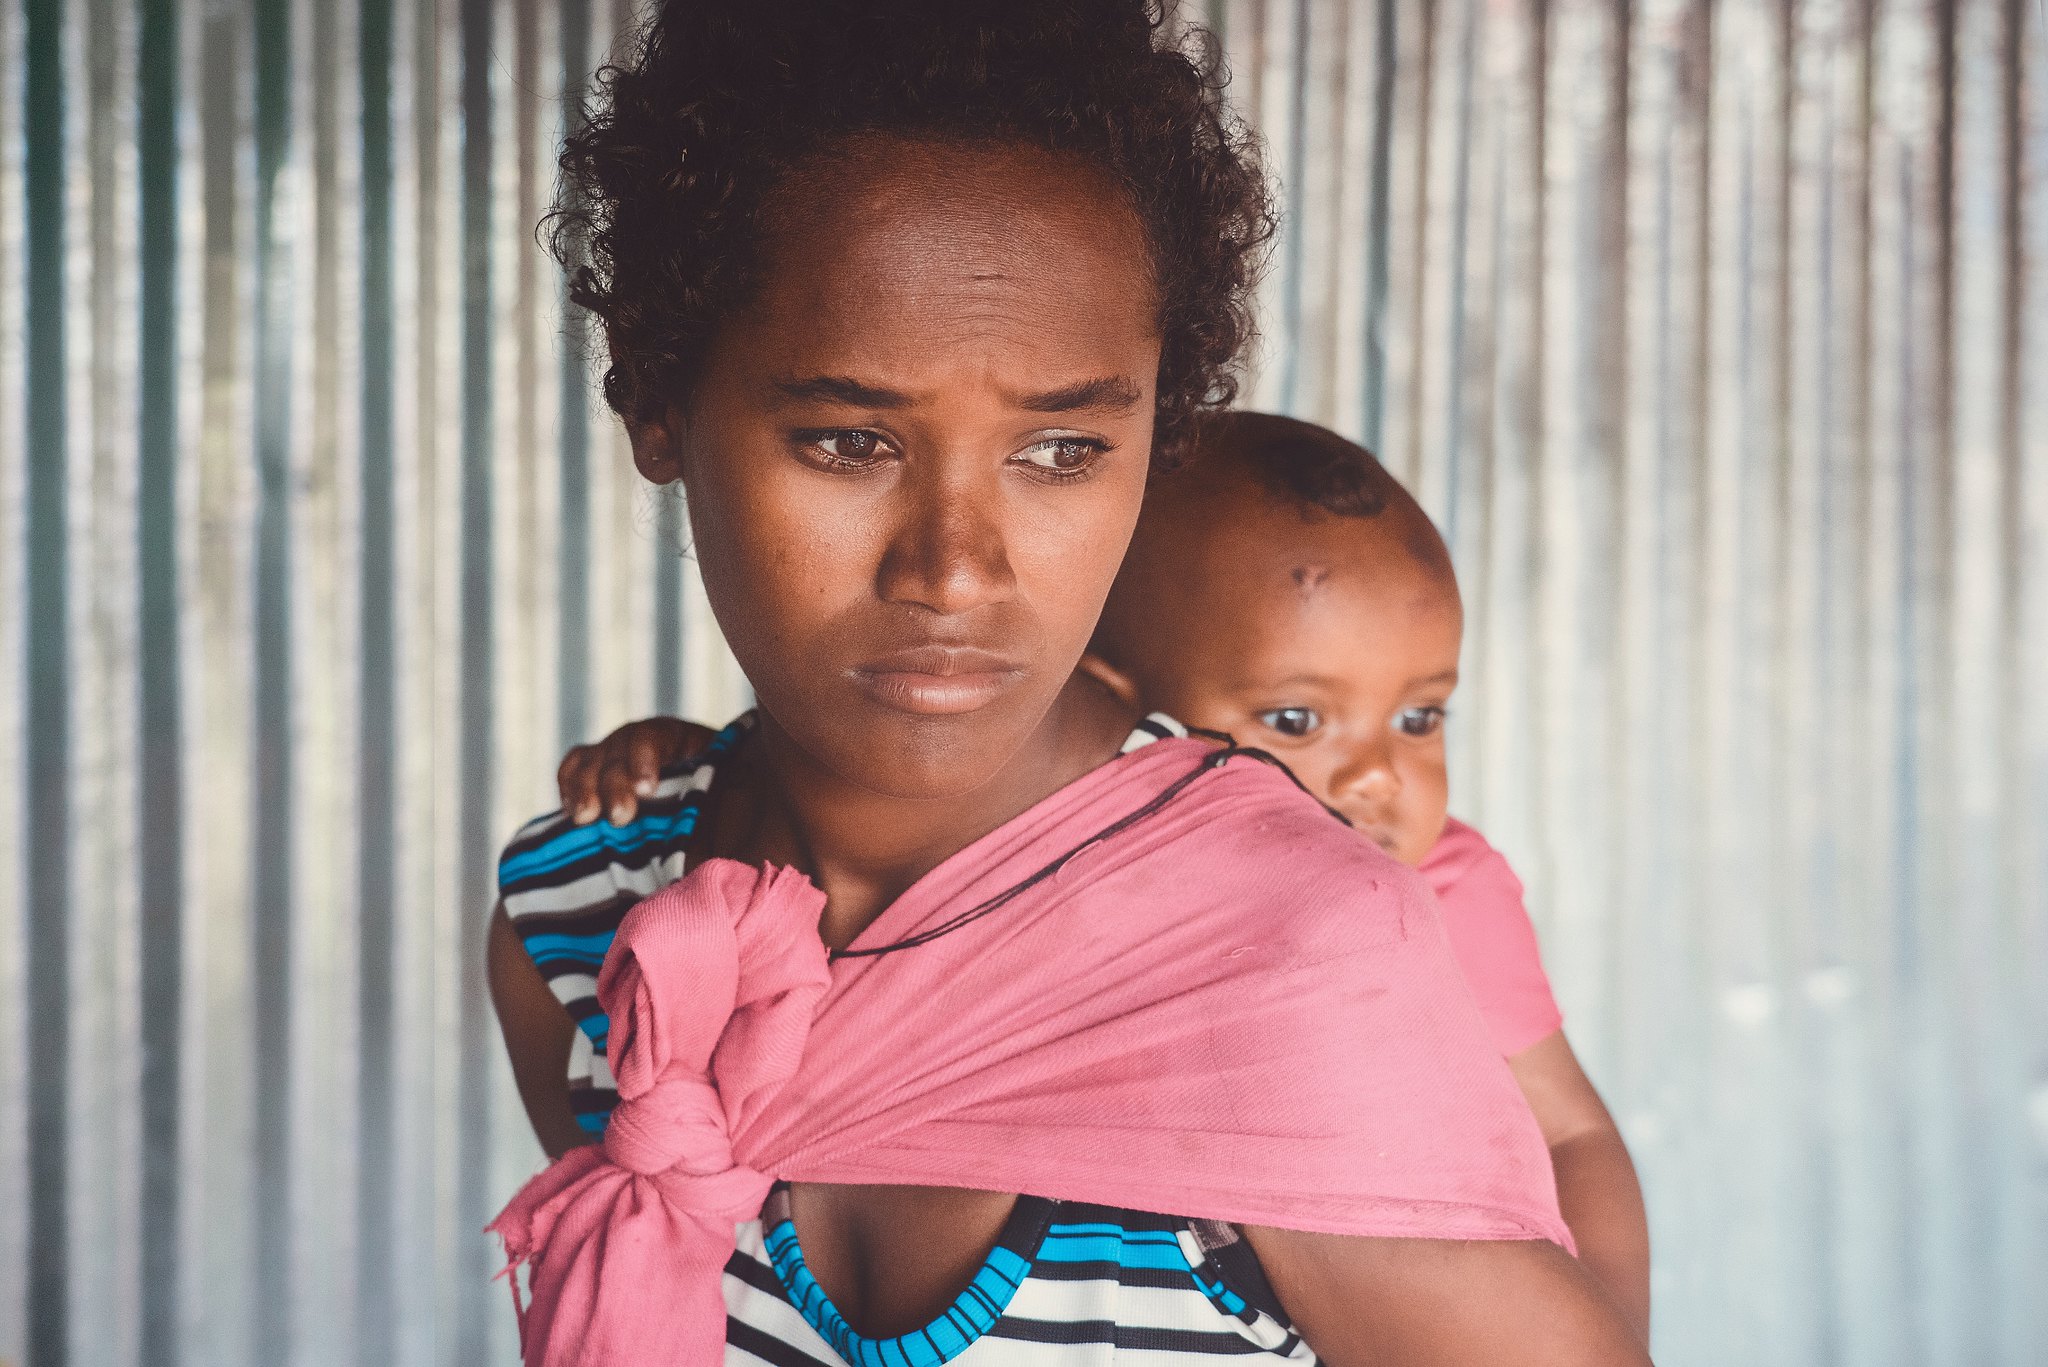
550, 0, 1274, 465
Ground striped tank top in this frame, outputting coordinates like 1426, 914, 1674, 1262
498, 713, 1316, 1364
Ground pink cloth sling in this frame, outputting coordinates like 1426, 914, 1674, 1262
489, 737, 1568, 1366
1420, 817, 1566, 1057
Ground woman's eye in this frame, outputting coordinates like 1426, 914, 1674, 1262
1394, 706, 1445, 738
1014, 437, 1102, 475
1256, 707, 1321, 738
808, 430, 887, 464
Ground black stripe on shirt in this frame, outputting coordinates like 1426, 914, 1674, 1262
568, 1088, 619, 1117
1026, 1260, 1211, 1292
502, 897, 639, 938
1202, 1238, 1293, 1324
989, 1317, 1266, 1355
725, 1248, 789, 1301
726, 1316, 839, 1367
501, 840, 691, 899
1050, 1202, 1183, 1231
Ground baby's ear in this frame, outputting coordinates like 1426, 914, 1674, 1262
1076, 651, 1142, 708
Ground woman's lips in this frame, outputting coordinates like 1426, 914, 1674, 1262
848, 646, 1027, 716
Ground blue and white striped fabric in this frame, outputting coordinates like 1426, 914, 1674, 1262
724, 1188, 1313, 1365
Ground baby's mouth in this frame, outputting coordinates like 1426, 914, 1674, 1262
1346, 820, 1400, 854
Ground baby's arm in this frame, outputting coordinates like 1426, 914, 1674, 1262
1506, 1031, 1651, 1343
557, 715, 716, 825
488, 904, 597, 1158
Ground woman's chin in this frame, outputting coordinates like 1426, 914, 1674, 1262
784, 690, 1058, 804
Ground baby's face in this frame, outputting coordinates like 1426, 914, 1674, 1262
1106, 501, 1461, 866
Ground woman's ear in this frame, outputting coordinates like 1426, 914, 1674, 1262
1076, 651, 1142, 709
627, 406, 686, 485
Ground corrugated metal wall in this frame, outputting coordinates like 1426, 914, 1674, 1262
1, 1, 2042, 1365
1215, 2, 2048, 1363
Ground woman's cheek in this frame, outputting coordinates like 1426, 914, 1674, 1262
681, 460, 814, 667
712, 463, 853, 606
1020, 475, 1147, 617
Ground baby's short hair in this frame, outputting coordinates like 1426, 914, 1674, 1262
1193, 411, 1391, 519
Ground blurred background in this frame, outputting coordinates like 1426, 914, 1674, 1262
2, 0, 2044, 1364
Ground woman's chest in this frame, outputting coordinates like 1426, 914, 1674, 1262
720, 1189, 1313, 1365
786, 1182, 1022, 1336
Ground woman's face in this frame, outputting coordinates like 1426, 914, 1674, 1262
639, 139, 1162, 800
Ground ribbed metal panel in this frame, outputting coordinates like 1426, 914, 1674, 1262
1215, 3, 2047, 1363
2, 2, 2042, 1365
1, 2, 749, 1365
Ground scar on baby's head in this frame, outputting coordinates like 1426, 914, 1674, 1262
1291, 564, 1331, 595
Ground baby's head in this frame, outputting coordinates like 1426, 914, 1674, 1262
1089, 412, 1460, 866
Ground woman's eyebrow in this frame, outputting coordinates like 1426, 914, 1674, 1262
768, 373, 1142, 415
1014, 375, 1143, 414
769, 374, 913, 408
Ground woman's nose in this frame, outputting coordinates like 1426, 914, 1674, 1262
874, 464, 1016, 615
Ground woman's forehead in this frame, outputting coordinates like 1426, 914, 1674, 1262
705, 146, 1161, 407
756, 140, 1154, 310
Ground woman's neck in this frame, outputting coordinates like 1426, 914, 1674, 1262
721, 673, 1136, 950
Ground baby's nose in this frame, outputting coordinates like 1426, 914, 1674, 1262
1357, 765, 1401, 801
1331, 746, 1401, 808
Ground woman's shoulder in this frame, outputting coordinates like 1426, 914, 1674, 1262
1092, 738, 1441, 951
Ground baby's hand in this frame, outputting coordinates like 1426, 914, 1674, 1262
557, 716, 717, 826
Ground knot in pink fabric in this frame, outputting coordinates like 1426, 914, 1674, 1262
599, 1073, 729, 1178
486, 860, 830, 1367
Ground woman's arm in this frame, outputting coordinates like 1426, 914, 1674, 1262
1244, 1225, 1651, 1366
1508, 1030, 1651, 1342
486, 903, 596, 1158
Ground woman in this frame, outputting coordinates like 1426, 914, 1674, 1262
488, 3, 1651, 1362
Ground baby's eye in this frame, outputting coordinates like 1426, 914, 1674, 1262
1394, 706, 1445, 738
1013, 437, 1103, 476
1257, 707, 1322, 738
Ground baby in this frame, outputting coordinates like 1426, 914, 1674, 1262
1083, 413, 1649, 1334
539, 412, 1650, 1338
